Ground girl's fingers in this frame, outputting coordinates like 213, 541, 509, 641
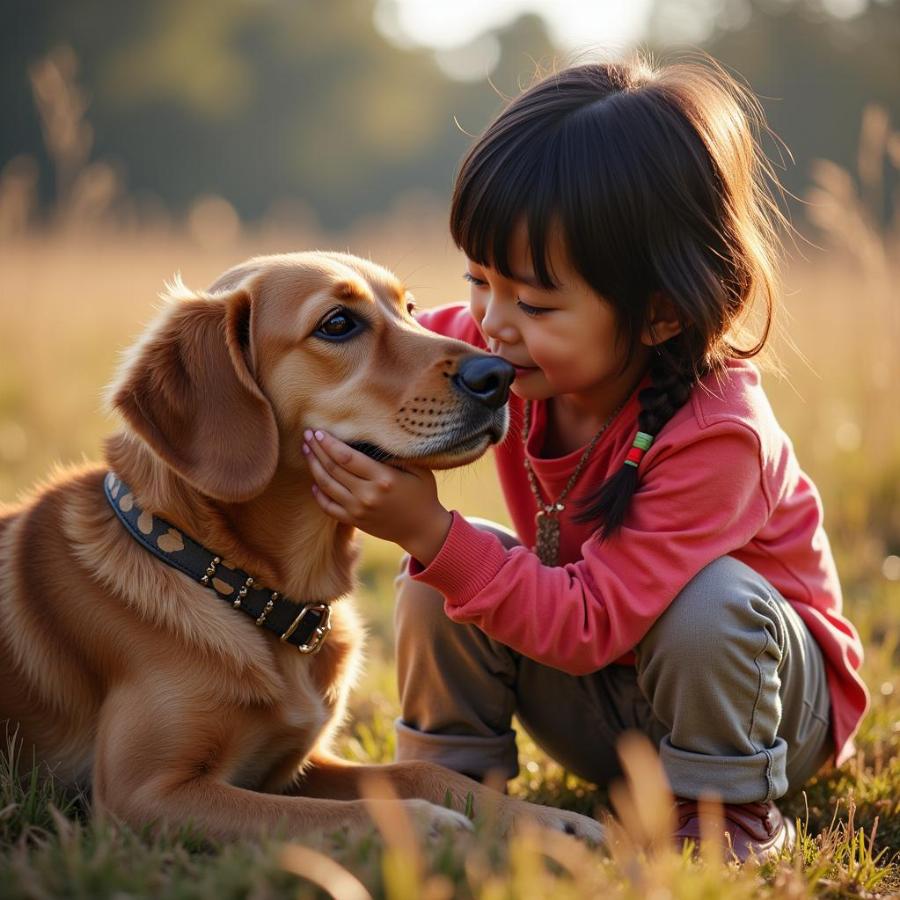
310, 483, 353, 524
305, 430, 382, 481
303, 432, 365, 493
304, 444, 359, 510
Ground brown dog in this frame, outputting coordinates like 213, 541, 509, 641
0, 252, 603, 843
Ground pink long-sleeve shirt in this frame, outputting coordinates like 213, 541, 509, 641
411, 303, 868, 766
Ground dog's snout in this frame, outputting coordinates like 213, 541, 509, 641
453, 355, 514, 410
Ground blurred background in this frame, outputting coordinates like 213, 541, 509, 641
2, 0, 899, 230
1, 0, 898, 696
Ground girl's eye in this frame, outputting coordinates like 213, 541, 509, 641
517, 299, 549, 317
315, 310, 360, 340
463, 272, 487, 287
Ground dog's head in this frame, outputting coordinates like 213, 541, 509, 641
106, 252, 513, 502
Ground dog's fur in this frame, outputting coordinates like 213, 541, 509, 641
0, 252, 602, 842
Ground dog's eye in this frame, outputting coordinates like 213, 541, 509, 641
315, 311, 359, 340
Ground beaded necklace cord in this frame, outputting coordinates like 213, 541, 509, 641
522, 399, 626, 566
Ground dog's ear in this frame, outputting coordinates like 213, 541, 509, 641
108, 287, 279, 502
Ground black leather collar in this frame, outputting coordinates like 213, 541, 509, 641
103, 472, 332, 653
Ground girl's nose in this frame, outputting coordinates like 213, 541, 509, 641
478, 296, 518, 346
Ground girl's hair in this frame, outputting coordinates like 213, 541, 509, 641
449, 55, 786, 540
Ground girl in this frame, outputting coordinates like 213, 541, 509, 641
302, 57, 868, 860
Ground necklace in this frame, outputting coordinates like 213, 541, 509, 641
522, 399, 625, 566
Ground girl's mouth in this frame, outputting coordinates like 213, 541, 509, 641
492, 352, 539, 379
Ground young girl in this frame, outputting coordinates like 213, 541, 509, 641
302, 57, 869, 860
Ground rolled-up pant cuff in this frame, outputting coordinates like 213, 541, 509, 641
394, 718, 519, 781
660, 735, 789, 803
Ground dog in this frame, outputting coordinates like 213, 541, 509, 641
0, 252, 603, 844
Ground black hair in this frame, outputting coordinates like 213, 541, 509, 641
450, 56, 784, 539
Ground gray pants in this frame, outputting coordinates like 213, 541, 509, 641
394, 525, 833, 804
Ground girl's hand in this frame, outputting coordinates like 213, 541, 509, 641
303, 430, 452, 566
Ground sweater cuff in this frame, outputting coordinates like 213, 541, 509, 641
409, 511, 508, 606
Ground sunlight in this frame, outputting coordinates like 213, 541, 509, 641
375, 0, 657, 57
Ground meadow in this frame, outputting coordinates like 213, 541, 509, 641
0, 111, 899, 897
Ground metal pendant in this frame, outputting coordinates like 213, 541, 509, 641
534, 504, 563, 566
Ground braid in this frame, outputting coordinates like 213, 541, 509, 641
574, 354, 697, 541
636, 357, 695, 435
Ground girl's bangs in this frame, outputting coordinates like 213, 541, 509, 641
450, 98, 643, 302
450, 129, 561, 290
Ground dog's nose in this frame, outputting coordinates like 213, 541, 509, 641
454, 355, 515, 410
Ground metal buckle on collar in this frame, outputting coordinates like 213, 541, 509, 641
280, 602, 332, 654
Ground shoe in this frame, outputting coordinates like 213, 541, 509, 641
674, 798, 796, 863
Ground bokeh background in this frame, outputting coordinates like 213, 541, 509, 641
2, 2, 900, 894
1, 0, 898, 753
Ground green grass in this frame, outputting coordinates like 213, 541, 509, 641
0, 535, 897, 898
2, 186, 899, 895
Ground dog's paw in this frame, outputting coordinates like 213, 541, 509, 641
515, 802, 605, 846
405, 799, 474, 839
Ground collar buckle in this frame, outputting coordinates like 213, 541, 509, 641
280, 602, 332, 654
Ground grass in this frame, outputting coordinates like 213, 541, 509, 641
0, 224, 897, 899
0, 676, 897, 898
0, 62, 898, 897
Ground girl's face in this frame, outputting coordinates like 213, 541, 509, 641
465, 226, 653, 416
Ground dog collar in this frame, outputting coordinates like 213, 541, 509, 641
103, 472, 332, 654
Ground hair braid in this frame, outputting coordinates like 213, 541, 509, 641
574, 354, 698, 540
449, 57, 784, 542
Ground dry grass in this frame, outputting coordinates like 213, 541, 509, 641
0, 53, 898, 899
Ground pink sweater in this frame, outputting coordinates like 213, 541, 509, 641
411, 303, 868, 766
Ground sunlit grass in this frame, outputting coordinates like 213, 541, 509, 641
0, 58, 898, 897
1, 215, 897, 896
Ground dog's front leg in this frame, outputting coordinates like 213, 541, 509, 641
296, 751, 604, 843
294, 751, 477, 801
91, 689, 470, 842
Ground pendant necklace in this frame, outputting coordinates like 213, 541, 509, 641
522, 399, 625, 566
